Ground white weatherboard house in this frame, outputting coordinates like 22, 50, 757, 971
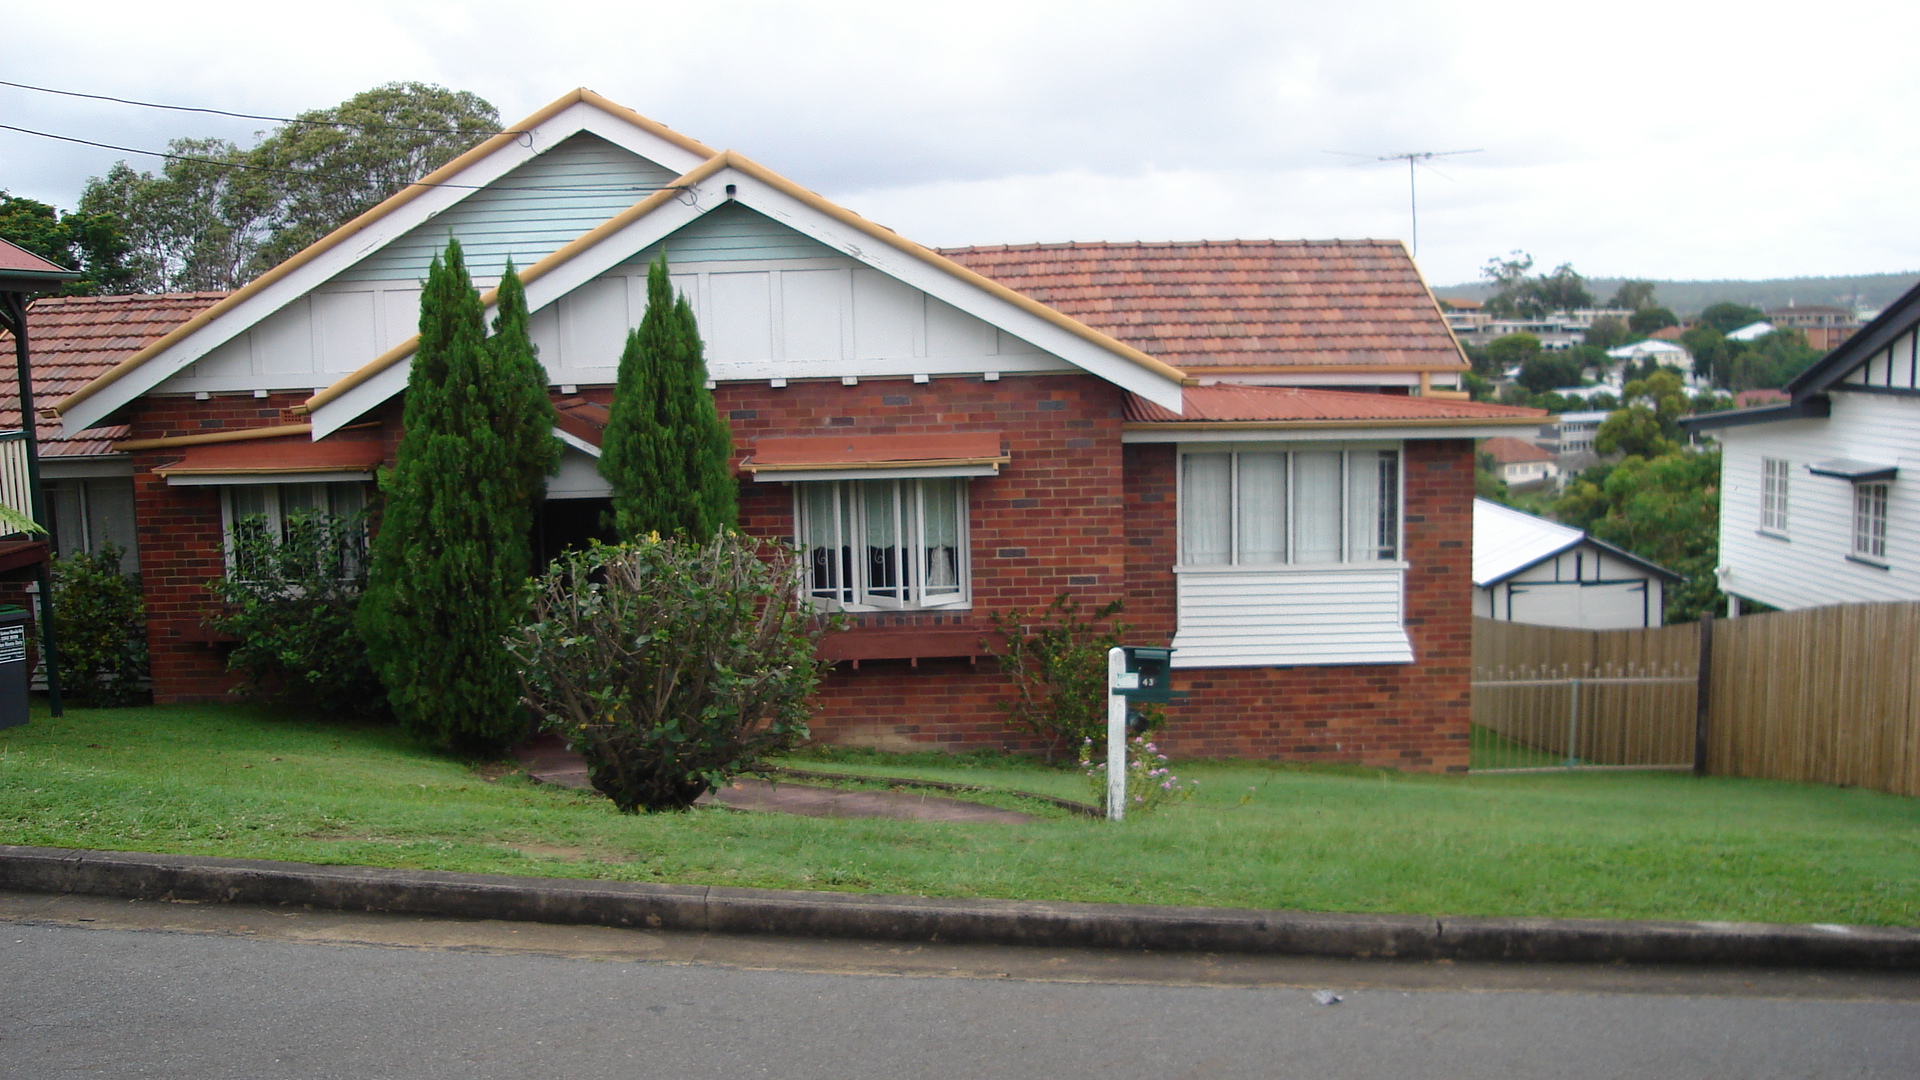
1683, 279, 1920, 612
1473, 499, 1677, 628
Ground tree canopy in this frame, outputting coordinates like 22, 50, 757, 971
1517, 351, 1583, 393
0, 192, 133, 296
1480, 251, 1594, 318
1594, 369, 1688, 458
77, 83, 498, 293
1583, 315, 1632, 351
1608, 280, 1658, 311
1627, 306, 1679, 335
1557, 448, 1722, 623
1697, 301, 1765, 334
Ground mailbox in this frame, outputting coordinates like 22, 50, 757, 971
1117, 645, 1174, 704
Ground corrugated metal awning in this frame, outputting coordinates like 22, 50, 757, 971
153, 435, 384, 486
740, 432, 1008, 482
1807, 458, 1899, 482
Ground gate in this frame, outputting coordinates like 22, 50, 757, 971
1471, 618, 1703, 773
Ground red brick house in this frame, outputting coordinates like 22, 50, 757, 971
40, 89, 1541, 769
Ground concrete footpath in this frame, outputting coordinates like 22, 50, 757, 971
1, 844, 1916, 971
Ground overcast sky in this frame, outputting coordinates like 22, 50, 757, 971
4, 0, 1914, 287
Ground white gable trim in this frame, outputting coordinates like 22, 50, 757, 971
309, 160, 1185, 435
59, 100, 711, 437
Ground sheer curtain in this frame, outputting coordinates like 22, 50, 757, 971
1235, 452, 1287, 563
1346, 451, 1397, 561
1181, 454, 1232, 564
920, 477, 961, 600
1292, 451, 1343, 563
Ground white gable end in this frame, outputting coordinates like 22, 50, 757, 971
63, 100, 711, 434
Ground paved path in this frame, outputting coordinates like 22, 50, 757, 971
512, 736, 1039, 824
3, 892, 1916, 1080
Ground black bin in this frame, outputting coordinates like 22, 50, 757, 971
0, 606, 29, 730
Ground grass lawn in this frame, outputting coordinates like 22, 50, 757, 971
1, 704, 1916, 927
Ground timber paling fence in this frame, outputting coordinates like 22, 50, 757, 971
1471, 607, 1920, 798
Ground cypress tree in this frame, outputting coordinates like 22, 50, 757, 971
491, 259, 562, 508
359, 239, 555, 753
601, 252, 736, 540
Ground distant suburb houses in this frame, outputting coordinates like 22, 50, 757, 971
9, 89, 1546, 771
1683, 278, 1920, 614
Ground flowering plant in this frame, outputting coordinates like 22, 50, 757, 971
1080, 735, 1197, 815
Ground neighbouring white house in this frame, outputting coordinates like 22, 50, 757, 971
1681, 278, 1920, 613
1727, 321, 1775, 342
1473, 499, 1677, 628
1480, 435, 1559, 487
1606, 338, 1696, 380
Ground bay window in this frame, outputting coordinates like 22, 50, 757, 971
794, 477, 968, 610
1179, 444, 1401, 566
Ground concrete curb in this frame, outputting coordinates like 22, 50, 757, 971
2, 845, 1916, 970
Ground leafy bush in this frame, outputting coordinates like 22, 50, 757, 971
987, 593, 1155, 765
207, 512, 388, 719
509, 533, 829, 812
1081, 735, 1197, 816
48, 544, 147, 706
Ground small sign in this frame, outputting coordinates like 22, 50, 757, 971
0, 625, 25, 665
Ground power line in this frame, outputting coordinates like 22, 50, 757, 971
0, 78, 523, 137
0, 122, 687, 197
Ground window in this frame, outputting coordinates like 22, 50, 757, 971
1179, 446, 1400, 566
222, 482, 367, 574
1761, 457, 1790, 533
1853, 482, 1889, 562
794, 478, 967, 610
47, 478, 140, 572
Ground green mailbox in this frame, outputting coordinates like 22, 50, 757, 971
1118, 645, 1174, 704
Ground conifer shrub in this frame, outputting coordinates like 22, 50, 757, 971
359, 242, 559, 753
47, 544, 148, 707
208, 510, 386, 718
600, 253, 736, 541
509, 533, 828, 812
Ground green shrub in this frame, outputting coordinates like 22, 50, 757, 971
987, 593, 1160, 765
208, 511, 387, 719
48, 544, 148, 706
509, 533, 829, 812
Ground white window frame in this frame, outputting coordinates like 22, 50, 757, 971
1175, 442, 1403, 568
792, 477, 970, 612
1852, 481, 1890, 564
1760, 457, 1790, 535
220, 481, 368, 574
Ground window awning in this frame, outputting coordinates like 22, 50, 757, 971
740, 432, 1008, 482
153, 435, 385, 486
1807, 458, 1899, 482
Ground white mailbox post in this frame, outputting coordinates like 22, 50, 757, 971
1106, 646, 1134, 820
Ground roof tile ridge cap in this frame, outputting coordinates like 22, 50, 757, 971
53, 88, 609, 416
303, 150, 732, 415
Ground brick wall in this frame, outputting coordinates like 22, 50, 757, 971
125, 381, 1474, 771
126, 393, 314, 703
1120, 439, 1474, 771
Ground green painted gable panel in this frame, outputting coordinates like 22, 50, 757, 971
337, 132, 678, 283
620, 202, 842, 268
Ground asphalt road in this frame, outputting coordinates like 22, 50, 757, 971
2, 892, 1916, 1080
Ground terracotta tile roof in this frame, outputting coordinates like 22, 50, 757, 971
1480, 435, 1555, 464
553, 397, 611, 448
1125, 384, 1546, 424
0, 292, 226, 457
939, 240, 1465, 372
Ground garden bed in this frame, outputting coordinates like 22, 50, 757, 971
1, 704, 1915, 926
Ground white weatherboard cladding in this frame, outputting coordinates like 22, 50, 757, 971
1717, 393, 1920, 608
1171, 565, 1414, 667
64, 102, 710, 433
1477, 546, 1664, 628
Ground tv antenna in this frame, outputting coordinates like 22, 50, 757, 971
1326, 149, 1482, 259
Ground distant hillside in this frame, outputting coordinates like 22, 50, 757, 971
1433, 272, 1920, 316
